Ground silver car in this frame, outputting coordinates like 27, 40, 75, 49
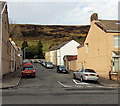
73, 68, 99, 82
45, 62, 54, 69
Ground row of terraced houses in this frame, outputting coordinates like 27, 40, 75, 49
45, 13, 120, 81
0, 1, 23, 78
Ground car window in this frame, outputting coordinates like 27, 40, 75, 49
85, 69, 95, 73
79, 68, 84, 72
47, 62, 52, 65
60, 66, 66, 68
24, 68, 34, 70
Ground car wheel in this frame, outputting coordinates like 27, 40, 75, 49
73, 74, 76, 79
80, 76, 83, 82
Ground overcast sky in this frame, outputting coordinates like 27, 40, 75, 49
5, 0, 119, 25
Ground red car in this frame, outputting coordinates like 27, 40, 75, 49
21, 68, 36, 78
23, 63, 32, 66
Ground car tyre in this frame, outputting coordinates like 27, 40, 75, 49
80, 76, 83, 82
73, 74, 76, 79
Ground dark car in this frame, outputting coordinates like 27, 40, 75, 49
57, 65, 69, 73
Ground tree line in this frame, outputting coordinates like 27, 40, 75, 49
22, 40, 44, 59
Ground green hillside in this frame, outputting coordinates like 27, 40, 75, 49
10, 24, 90, 52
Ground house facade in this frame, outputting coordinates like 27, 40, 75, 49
0, 2, 10, 77
63, 55, 77, 71
45, 40, 80, 66
77, 13, 120, 80
0, 2, 22, 78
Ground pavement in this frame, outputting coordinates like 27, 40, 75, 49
0, 66, 22, 89
0, 65, 119, 89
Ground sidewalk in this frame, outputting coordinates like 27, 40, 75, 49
98, 77, 119, 87
0, 66, 22, 89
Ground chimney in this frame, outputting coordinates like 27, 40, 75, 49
90, 13, 98, 22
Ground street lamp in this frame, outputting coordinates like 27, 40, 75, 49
24, 47, 28, 60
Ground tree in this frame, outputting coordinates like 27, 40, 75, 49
36, 40, 44, 59
21, 41, 28, 50
26, 46, 35, 59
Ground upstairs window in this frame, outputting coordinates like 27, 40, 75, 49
85, 43, 89, 54
114, 35, 120, 47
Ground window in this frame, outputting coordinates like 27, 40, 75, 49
113, 57, 120, 72
114, 35, 120, 47
85, 43, 89, 53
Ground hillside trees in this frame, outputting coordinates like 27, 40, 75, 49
21, 41, 28, 50
36, 40, 44, 59
22, 40, 44, 59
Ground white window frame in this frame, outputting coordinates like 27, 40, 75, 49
114, 35, 120, 47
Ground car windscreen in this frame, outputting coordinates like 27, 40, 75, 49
60, 66, 66, 69
85, 69, 96, 73
24, 68, 34, 70
47, 62, 52, 64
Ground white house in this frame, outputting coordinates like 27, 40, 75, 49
45, 40, 80, 66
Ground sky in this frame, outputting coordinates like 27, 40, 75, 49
3, 0, 120, 25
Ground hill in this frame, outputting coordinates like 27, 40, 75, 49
10, 24, 90, 52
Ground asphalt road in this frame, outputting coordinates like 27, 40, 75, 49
2, 63, 118, 104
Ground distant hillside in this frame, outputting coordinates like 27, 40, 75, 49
10, 24, 90, 52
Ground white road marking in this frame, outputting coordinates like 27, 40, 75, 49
72, 79, 89, 85
58, 81, 72, 88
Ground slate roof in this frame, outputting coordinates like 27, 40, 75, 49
49, 40, 71, 51
95, 20, 120, 33
0, 1, 5, 13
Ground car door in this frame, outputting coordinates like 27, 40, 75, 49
75, 69, 82, 79
77, 68, 84, 79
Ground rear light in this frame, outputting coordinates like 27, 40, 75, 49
97, 75, 99, 77
85, 74, 88, 76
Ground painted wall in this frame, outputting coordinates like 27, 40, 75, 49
57, 40, 80, 65
77, 20, 120, 79
1, 4, 10, 76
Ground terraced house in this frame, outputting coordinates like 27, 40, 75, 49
77, 13, 120, 81
0, 1, 10, 78
0, 1, 22, 78
45, 40, 80, 67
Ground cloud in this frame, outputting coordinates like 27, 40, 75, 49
7, 1, 119, 25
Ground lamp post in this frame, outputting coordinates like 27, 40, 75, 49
24, 47, 28, 60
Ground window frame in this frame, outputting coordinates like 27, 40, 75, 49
114, 35, 120, 48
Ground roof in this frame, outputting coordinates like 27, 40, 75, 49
113, 51, 120, 55
77, 45, 84, 49
49, 40, 71, 51
0, 1, 5, 13
64, 55, 77, 61
95, 20, 120, 33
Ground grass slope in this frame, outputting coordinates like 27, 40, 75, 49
10, 24, 90, 52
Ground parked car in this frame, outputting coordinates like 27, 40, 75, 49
23, 61, 31, 65
23, 65, 33, 70
73, 68, 99, 82
42, 61, 46, 66
57, 65, 69, 73
24, 62, 32, 65
34, 60, 38, 63
21, 67, 36, 78
45, 62, 54, 69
